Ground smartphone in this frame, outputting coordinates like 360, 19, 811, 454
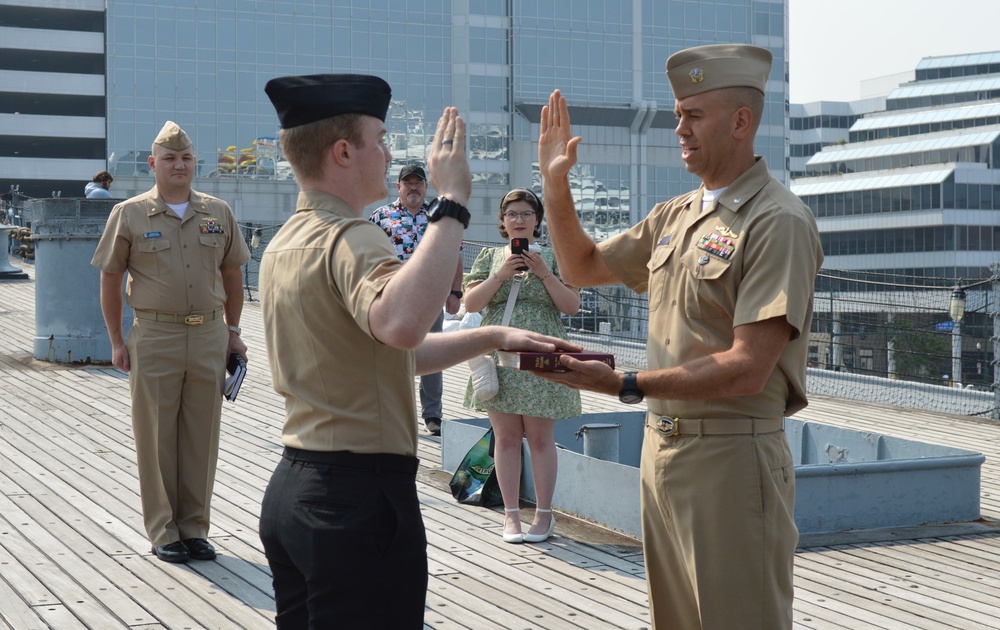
510, 238, 529, 271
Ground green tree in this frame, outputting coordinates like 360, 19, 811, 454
890, 319, 949, 383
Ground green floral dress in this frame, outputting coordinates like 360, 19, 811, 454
462, 246, 582, 419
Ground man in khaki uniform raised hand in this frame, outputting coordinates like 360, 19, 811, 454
92, 121, 250, 564
536, 45, 823, 629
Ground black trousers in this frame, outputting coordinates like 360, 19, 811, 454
260, 448, 427, 629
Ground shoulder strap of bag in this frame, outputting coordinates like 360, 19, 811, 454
501, 274, 522, 326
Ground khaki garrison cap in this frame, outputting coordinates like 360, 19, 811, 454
666, 44, 772, 100
152, 121, 193, 151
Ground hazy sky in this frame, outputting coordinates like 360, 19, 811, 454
789, 0, 1000, 103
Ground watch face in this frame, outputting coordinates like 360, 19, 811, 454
426, 197, 470, 228
619, 372, 643, 404
427, 197, 452, 221
619, 391, 643, 405
427, 198, 442, 219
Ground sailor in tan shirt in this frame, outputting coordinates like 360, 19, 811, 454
257, 74, 581, 629
92, 121, 250, 564
536, 46, 823, 629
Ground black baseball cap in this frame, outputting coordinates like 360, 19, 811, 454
398, 165, 427, 182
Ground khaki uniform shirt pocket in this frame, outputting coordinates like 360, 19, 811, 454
645, 244, 675, 312
678, 249, 734, 320
199, 235, 225, 271
135, 238, 172, 276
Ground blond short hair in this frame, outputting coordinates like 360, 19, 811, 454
280, 114, 365, 181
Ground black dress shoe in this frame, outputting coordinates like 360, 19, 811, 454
151, 541, 189, 563
182, 537, 217, 561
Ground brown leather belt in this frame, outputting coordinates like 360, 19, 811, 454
135, 308, 223, 325
646, 412, 783, 437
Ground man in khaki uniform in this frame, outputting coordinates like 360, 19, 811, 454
536, 46, 824, 629
257, 74, 581, 628
93, 121, 251, 564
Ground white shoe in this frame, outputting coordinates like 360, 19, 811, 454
503, 508, 524, 544
524, 508, 555, 543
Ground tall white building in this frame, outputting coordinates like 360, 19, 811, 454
791, 50, 1000, 280
2, 0, 793, 242
789, 99, 883, 178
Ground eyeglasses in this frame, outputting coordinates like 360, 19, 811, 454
503, 211, 536, 221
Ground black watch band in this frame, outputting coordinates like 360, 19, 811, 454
450, 290, 463, 298
618, 371, 644, 405
427, 196, 471, 229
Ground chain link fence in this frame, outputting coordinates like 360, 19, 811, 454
6, 195, 987, 417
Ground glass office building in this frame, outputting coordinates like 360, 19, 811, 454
4, 0, 791, 242
791, 51, 1000, 279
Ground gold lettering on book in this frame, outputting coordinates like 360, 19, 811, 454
533, 356, 552, 369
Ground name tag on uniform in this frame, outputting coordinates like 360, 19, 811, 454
143, 231, 162, 239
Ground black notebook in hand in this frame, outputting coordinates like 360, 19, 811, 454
224, 353, 247, 402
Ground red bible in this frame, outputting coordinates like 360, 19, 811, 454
496, 351, 615, 372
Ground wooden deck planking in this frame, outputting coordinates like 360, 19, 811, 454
0, 263, 999, 628
421, 518, 648, 628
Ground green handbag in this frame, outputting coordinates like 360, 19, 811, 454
448, 428, 503, 507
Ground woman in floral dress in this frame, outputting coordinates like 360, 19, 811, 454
462, 188, 581, 544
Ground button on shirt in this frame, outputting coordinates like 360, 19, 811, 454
598, 158, 823, 419
91, 187, 250, 312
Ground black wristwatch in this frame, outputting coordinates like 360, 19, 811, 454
426, 196, 471, 229
619, 371, 644, 404
450, 290, 463, 298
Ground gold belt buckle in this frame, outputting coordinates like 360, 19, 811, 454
184, 315, 204, 325
655, 416, 679, 437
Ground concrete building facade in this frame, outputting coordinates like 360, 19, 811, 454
3, 0, 792, 242
791, 51, 1000, 280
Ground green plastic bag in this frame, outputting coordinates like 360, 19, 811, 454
449, 428, 503, 507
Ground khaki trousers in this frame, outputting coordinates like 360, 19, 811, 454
127, 317, 228, 546
639, 423, 797, 630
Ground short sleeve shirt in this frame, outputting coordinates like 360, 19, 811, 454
91, 186, 250, 312
598, 158, 823, 418
369, 199, 431, 262
261, 191, 418, 456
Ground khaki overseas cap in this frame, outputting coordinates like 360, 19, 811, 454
153, 120, 193, 151
666, 44, 772, 100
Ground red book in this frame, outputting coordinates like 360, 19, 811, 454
496, 350, 615, 372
